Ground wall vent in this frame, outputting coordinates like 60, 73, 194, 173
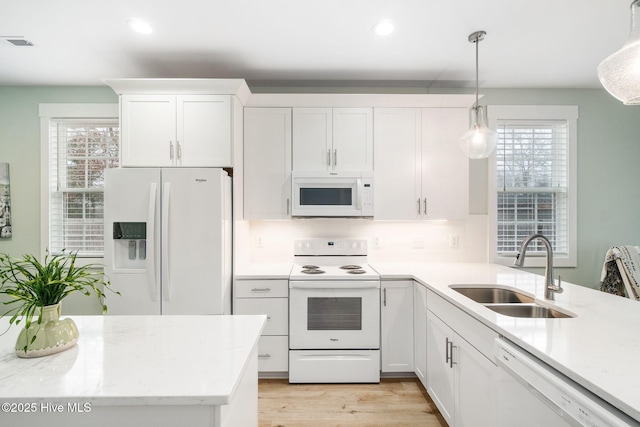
0, 37, 34, 47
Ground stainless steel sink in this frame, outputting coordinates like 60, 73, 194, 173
450, 286, 535, 304
485, 304, 575, 318
449, 285, 576, 318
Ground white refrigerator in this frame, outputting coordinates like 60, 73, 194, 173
104, 168, 232, 315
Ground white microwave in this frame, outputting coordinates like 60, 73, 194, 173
291, 172, 374, 217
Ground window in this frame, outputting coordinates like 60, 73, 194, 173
488, 105, 578, 267
40, 104, 119, 259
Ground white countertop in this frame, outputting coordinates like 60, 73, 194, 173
370, 262, 640, 422
234, 263, 293, 280
0, 315, 266, 406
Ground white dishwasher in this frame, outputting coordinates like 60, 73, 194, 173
494, 338, 636, 427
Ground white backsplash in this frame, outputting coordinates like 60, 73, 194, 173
238, 216, 489, 264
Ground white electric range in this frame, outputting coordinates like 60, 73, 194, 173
288, 238, 380, 384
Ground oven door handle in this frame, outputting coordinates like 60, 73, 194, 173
290, 280, 380, 290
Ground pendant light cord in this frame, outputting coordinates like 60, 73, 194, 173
475, 36, 479, 111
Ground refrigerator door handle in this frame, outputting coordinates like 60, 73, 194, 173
147, 183, 158, 301
162, 182, 171, 302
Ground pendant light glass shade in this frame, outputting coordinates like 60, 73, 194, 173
459, 105, 498, 159
598, 0, 640, 104
459, 30, 497, 159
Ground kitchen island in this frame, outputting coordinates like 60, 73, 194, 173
0, 314, 266, 427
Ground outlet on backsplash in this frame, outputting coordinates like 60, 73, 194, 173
449, 234, 459, 249
412, 237, 425, 249
372, 236, 380, 249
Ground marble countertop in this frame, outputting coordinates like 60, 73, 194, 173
0, 315, 266, 406
370, 262, 640, 422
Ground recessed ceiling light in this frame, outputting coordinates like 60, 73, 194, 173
127, 18, 153, 35
372, 20, 394, 36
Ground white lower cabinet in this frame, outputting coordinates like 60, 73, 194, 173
413, 282, 427, 387
233, 279, 288, 374
426, 290, 497, 427
381, 280, 414, 373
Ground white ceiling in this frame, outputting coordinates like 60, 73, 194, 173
0, 0, 633, 90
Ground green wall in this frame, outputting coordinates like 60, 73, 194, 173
0, 85, 638, 294
0, 86, 118, 257
481, 89, 640, 288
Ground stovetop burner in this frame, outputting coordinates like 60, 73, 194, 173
301, 269, 325, 274
340, 265, 363, 270
302, 265, 320, 270
347, 269, 366, 274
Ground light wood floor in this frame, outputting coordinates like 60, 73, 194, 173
258, 378, 447, 427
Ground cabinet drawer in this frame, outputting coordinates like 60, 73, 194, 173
427, 289, 498, 360
234, 298, 288, 335
257, 336, 288, 372
234, 279, 288, 298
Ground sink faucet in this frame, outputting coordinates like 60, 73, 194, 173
514, 233, 563, 300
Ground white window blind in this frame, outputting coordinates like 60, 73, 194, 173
49, 119, 119, 256
496, 120, 569, 255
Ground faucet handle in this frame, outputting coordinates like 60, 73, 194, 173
553, 275, 564, 294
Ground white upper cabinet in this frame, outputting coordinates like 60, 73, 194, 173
421, 108, 469, 220
374, 107, 469, 220
120, 94, 232, 167
373, 108, 422, 220
243, 107, 292, 220
293, 107, 373, 172
332, 108, 373, 171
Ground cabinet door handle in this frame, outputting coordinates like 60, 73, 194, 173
417, 198, 421, 215
383, 288, 387, 307
258, 353, 272, 359
286, 198, 290, 215
177, 141, 182, 160
446, 338, 457, 368
169, 141, 174, 160
333, 149, 337, 167
251, 287, 272, 292
445, 337, 450, 364
327, 149, 331, 166
423, 198, 427, 216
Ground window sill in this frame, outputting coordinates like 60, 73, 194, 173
493, 254, 577, 268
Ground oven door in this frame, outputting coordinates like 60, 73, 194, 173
289, 280, 380, 350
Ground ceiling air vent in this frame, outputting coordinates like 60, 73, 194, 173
0, 37, 34, 47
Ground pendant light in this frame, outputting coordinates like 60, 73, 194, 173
459, 30, 498, 159
598, 0, 640, 104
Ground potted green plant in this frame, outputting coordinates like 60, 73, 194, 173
0, 250, 119, 358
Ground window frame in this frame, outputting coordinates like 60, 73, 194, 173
487, 105, 578, 268
40, 103, 119, 264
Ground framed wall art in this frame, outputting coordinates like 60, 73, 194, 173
0, 163, 11, 238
